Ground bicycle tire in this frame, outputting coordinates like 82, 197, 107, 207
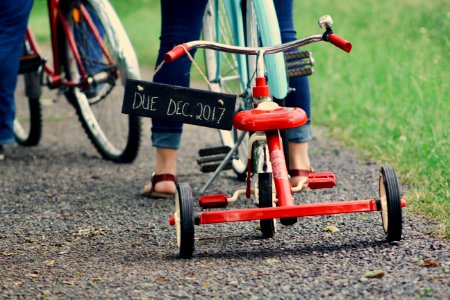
203, 0, 249, 180
13, 71, 43, 146
59, 0, 141, 163
203, 0, 290, 180
247, 0, 291, 166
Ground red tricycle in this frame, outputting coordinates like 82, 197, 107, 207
163, 16, 405, 258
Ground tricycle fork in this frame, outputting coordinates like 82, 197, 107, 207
265, 130, 297, 225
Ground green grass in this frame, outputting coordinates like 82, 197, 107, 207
29, 0, 448, 236
296, 0, 449, 236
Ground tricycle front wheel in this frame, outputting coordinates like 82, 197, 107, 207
258, 172, 276, 239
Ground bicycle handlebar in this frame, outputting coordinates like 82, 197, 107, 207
164, 32, 352, 63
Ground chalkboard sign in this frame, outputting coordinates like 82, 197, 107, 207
122, 79, 237, 130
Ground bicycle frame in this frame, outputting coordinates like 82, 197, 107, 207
220, 0, 288, 98
25, 0, 115, 89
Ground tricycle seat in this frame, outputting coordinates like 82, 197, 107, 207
233, 106, 307, 132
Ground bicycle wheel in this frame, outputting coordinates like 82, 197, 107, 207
203, 0, 249, 180
59, 0, 141, 163
257, 172, 276, 239
14, 71, 42, 146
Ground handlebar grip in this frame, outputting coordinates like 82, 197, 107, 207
163, 43, 190, 63
328, 34, 352, 53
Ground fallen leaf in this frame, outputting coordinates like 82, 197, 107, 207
202, 281, 209, 288
92, 276, 102, 282
14, 281, 23, 286
417, 288, 434, 297
63, 280, 74, 285
184, 277, 197, 281
265, 258, 280, 265
2, 252, 18, 257
323, 225, 339, 233
364, 270, 385, 278
75, 226, 110, 237
418, 259, 440, 267
44, 259, 55, 267
155, 277, 168, 284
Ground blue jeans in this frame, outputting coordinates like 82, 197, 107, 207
152, 0, 311, 149
0, 0, 34, 144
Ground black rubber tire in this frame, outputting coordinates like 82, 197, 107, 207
59, 0, 141, 163
258, 172, 275, 239
175, 183, 195, 259
14, 72, 42, 146
379, 165, 402, 242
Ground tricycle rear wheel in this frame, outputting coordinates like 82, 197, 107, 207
379, 165, 402, 242
175, 183, 195, 258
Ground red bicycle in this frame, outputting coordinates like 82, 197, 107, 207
163, 16, 405, 258
15, 0, 141, 163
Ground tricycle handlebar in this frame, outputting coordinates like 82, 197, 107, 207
163, 15, 352, 63
326, 34, 352, 53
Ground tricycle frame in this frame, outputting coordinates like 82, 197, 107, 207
165, 16, 404, 258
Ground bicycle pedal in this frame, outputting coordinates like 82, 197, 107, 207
287, 67, 314, 78
198, 146, 231, 157
284, 50, 312, 61
200, 162, 232, 173
197, 154, 227, 165
285, 50, 314, 78
19, 53, 44, 74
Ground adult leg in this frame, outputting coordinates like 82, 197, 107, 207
143, 0, 208, 195
274, 0, 312, 187
0, 0, 34, 145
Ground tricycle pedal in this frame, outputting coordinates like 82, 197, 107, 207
198, 146, 231, 157
199, 194, 228, 209
307, 172, 336, 189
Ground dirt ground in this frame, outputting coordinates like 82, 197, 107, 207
0, 80, 449, 299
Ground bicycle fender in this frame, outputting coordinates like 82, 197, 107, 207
88, 0, 141, 82
253, 0, 289, 99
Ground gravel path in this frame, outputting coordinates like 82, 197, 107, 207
1, 87, 449, 299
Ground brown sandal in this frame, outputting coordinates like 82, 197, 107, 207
289, 169, 313, 177
289, 168, 313, 191
141, 173, 177, 199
